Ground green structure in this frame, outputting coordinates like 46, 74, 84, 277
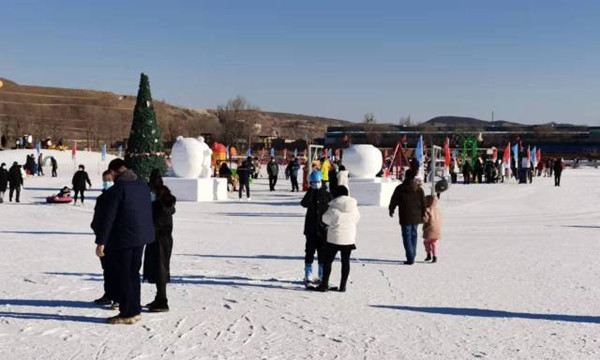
462, 137, 478, 162
125, 73, 166, 180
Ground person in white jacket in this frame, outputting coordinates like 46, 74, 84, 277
312, 185, 360, 292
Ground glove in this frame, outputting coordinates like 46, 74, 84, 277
389, 210, 394, 218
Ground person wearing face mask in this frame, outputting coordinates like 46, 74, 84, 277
300, 171, 332, 285
91, 170, 117, 308
143, 169, 176, 312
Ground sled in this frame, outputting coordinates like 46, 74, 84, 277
46, 196, 73, 204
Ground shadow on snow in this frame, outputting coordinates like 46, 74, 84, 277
371, 305, 600, 324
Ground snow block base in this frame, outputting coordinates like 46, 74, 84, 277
163, 177, 228, 202
348, 178, 399, 207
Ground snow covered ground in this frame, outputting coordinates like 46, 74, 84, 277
0, 150, 599, 360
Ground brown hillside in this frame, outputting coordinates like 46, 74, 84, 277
0, 78, 349, 149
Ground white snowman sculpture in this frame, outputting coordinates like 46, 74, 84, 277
170, 136, 213, 179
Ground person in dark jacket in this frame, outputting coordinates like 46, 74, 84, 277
300, 171, 332, 284
51, 157, 58, 177
388, 169, 426, 265
72, 165, 92, 205
267, 157, 279, 191
143, 169, 176, 312
328, 160, 339, 195
219, 161, 235, 191
237, 160, 251, 200
286, 156, 301, 192
462, 160, 472, 185
553, 158, 564, 187
92, 170, 117, 308
91, 158, 155, 325
0, 163, 8, 203
37, 153, 44, 176
8, 162, 23, 202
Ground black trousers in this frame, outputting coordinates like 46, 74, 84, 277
109, 247, 143, 318
320, 243, 352, 289
269, 175, 277, 191
304, 235, 324, 265
450, 173, 457, 184
52, 168, 57, 177
38, 165, 44, 176
100, 255, 116, 301
73, 189, 85, 203
555, 173, 562, 186
290, 176, 299, 191
9, 185, 20, 202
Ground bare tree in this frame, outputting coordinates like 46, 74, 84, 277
363, 113, 376, 124
213, 96, 260, 148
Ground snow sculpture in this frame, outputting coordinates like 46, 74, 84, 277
343, 144, 383, 179
170, 136, 213, 179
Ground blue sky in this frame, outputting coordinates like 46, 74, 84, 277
1, 0, 599, 125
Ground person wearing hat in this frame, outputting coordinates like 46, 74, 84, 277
8, 161, 23, 203
300, 171, 332, 284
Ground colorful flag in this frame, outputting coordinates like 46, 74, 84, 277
503, 143, 511, 163
512, 143, 519, 168
117, 145, 123, 158
492, 148, 498, 162
294, 149, 298, 158
270, 148, 275, 157
246, 148, 252, 157
443, 137, 451, 167
536, 148, 541, 163
416, 135, 424, 165
527, 146, 531, 165
35, 141, 41, 154
531, 146, 537, 166
71, 142, 76, 161
101, 144, 107, 161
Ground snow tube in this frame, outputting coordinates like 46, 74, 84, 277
46, 196, 73, 204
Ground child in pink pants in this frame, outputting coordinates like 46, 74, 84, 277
423, 195, 442, 263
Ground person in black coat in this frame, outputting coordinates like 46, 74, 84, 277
143, 169, 176, 312
267, 157, 279, 191
300, 172, 332, 284
462, 160, 472, 185
51, 157, 58, 177
8, 162, 23, 202
553, 158, 564, 187
237, 160, 251, 200
91, 170, 117, 307
285, 156, 301, 192
91, 158, 155, 325
0, 163, 8, 203
72, 165, 92, 205
37, 153, 44, 176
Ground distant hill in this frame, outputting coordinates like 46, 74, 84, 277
0, 78, 349, 148
422, 116, 521, 127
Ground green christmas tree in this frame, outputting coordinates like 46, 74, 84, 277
125, 73, 166, 180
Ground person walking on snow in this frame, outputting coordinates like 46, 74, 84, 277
37, 153, 44, 176
388, 169, 426, 265
286, 156, 301, 192
423, 195, 442, 263
267, 156, 279, 191
0, 163, 8, 203
91, 158, 154, 325
554, 158, 564, 186
143, 169, 176, 312
72, 165, 92, 205
51, 157, 58, 177
8, 162, 23, 203
300, 171, 332, 284
237, 160, 251, 200
312, 186, 360, 292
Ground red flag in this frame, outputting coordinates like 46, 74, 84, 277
283, 148, 288, 159
492, 149, 498, 162
527, 146, 531, 163
443, 138, 451, 167
71, 142, 76, 160
503, 143, 510, 163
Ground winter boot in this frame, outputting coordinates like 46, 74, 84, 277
303, 264, 313, 284
424, 253, 432, 262
432, 256, 437, 263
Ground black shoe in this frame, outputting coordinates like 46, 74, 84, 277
144, 301, 156, 308
338, 285, 346, 292
94, 295, 112, 305
424, 254, 432, 262
404, 261, 415, 265
148, 302, 169, 312
432, 256, 437, 263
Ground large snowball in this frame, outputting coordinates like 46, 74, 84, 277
171, 136, 213, 178
343, 144, 382, 179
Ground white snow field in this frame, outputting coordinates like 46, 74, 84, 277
0, 149, 599, 360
